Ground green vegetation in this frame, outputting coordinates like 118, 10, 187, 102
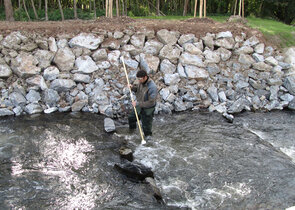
247, 17, 295, 48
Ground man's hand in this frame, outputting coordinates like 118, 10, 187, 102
132, 101, 137, 107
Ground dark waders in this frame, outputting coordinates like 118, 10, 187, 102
128, 105, 155, 137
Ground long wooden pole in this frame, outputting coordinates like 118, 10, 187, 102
121, 57, 146, 145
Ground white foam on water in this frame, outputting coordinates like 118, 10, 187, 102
248, 128, 268, 140
134, 139, 176, 170
280, 146, 295, 163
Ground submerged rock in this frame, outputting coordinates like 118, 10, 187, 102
114, 159, 154, 181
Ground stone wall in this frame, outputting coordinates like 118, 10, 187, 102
0, 29, 295, 118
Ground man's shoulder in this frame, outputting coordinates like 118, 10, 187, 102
147, 79, 157, 88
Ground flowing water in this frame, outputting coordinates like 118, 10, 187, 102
0, 111, 295, 209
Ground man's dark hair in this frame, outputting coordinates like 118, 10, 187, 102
136, 70, 148, 78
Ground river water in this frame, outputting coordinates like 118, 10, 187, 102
0, 110, 295, 209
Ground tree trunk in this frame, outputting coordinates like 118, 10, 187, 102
194, 0, 198, 17
199, 0, 203, 18
38, 0, 41, 10
121, 0, 124, 16
109, 0, 113, 18
234, 0, 237, 15
74, 0, 78, 19
125, 0, 127, 16
45, 0, 48, 20
183, 0, 189, 16
203, 0, 206, 17
242, 0, 244, 18
156, 0, 160, 16
93, 0, 97, 18
259, 0, 264, 15
18, 0, 22, 9
239, 0, 242, 16
31, 0, 39, 19
106, 0, 109, 17
57, 0, 64, 20
23, 0, 31, 21
4, 0, 14, 21
116, 0, 119, 17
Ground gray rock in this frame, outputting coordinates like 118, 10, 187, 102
164, 73, 180, 86
288, 98, 295, 110
183, 43, 202, 55
157, 29, 178, 45
53, 47, 75, 71
160, 59, 176, 74
180, 52, 205, 67
26, 90, 41, 103
0, 64, 12, 78
101, 38, 120, 50
92, 49, 108, 61
71, 100, 88, 112
26, 75, 48, 90
9, 92, 26, 106
43, 66, 59, 81
0, 108, 14, 116
44, 107, 58, 114
178, 34, 196, 46
159, 45, 182, 64
34, 49, 55, 70
228, 97, 251, 113
254, 43, 265, 54
207, 85, 219, 102
203, 49, 220, 64
50, 79, 76, 92
24, 103, 43, 114
131, 34, 145, 48
11, 53, 41, 78
185, 65, 208, 80
48, 37, 57, 52
69, 33, 104, 50
73, 73, 91, 83
143, 39, 164, 55
1, 32, 23, 49
243, 36, 260, 46
43, 89, 60, 107
104, 117, 116, 132
223, 112, 234, 123
214, 37, 235, 49
283, 75, 295, 95
74, 55, 98, 74
140, 53, 160, 74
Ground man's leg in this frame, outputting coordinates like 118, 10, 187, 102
141, 107, 155, 137
128, 106, 141, 130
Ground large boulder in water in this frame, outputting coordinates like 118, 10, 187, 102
114, 159, 154, 181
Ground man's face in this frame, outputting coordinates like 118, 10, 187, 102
137, 76, 147, 83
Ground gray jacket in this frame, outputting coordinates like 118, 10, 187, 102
132, 77, 158, 108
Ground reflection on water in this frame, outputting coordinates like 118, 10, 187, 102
1, 111, 295, 209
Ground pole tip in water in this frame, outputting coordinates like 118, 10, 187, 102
141, 140, 146, 145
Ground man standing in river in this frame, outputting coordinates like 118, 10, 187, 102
128, 70, 158, 139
